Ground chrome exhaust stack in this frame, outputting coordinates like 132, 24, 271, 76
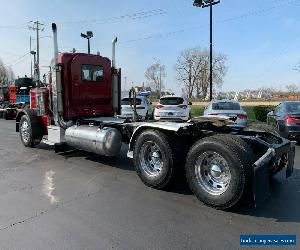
112, 37, 117, 68
51, 23, 64, 125
111, 37, 121, 116
52, 23, 59, 66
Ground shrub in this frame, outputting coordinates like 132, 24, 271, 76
191, 106, 204, 117
253, 106, 271, 122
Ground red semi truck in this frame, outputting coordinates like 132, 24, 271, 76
0, 78, 34, 119
16, 23, 295, 210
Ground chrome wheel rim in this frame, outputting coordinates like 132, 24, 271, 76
20, 120, 30, 143
139, 141, 163, 177
195, 151, 231, 195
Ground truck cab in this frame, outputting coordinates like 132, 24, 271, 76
52, 53, 114, 120
16, 23, 121, 145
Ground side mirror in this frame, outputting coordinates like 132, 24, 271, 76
188, 102, 193, 106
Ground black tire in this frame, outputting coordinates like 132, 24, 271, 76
185, 135, 254, 210
210, 134, 256, 201
133, 130, 178, 189
251, 124, 291, 177
19, 115, 43, 147
248, 124, 283, 177
249, 123, 280, 136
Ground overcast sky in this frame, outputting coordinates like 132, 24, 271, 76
0, 0, 300, 93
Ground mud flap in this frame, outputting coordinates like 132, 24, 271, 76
252, 148, 274, 207
253, 163, 271, 207
286, 145, 295, 178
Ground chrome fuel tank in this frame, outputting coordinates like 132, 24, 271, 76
65, 125, 122, 156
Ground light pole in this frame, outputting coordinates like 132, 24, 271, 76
81, 31, 93, 54
30, 36, 32, 78
193, 0, 220, 101
28, 21, 45, 84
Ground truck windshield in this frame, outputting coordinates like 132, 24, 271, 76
14, 78, 35, 88
212, 102, 241, 110
121, 98, 142, 105
160, 97, 184, 105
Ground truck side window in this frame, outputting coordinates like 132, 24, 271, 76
81, 65, 104, 82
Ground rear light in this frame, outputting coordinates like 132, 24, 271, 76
284, 115, 300, 123
155, 104, 164, 109
178, 104, 188, 109
237, 114, 247, 119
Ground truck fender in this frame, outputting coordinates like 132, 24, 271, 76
127, 123, 186, 157
16, 109, 44, 136
128, 126, 149, 155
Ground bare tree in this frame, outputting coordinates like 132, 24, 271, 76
286, 84, 299, 98
0, 58, 8, 82
258, 87, 276, 93
6, 66, 15, 83
175, 47, 227, 99
175, 48, 201, 98
197, 49, 227, 99
145, 61, 166, 98
0, 58, 14, 85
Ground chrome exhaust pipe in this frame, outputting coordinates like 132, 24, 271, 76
112, 37, 117, 68
51, 23, 64, 125
52, 23, 58, 65
111, 37, 120, 116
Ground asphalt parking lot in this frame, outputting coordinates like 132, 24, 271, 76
0, 119, 299, 250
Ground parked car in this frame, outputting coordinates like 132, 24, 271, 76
120, 95, 153, 120
154, 96, 191, 121
267, 101, 300, 140
203, 100, 248, 127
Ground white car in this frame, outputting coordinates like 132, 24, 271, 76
120, 96, 153, 120
203, 100, 248, 128
154, 96, 191, 121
